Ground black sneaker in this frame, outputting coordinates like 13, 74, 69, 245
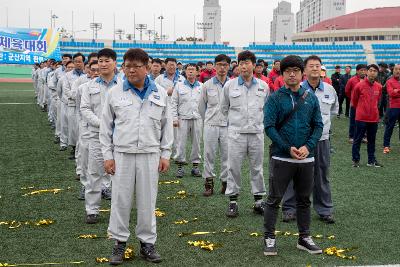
263, 237, 277, 256
226, 202, 239, 218
109, 241, 126, 265
54, 136, 60, 144
86, 214, 98, 224
253, 202, 264, 215
191, 167, 202, 177
282, 212, 296, 223
140, 243, 162, 263
78, 186, 85, 200
59, 146, 68, 151
176, 167, 184, 178
297, 236, 322, 254
352, 161, 360, 168
367, 161, 383, 167
320, 214, 335, 224
102, 187, 112, 200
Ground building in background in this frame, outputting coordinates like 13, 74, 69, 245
292, 7, 400, 43
296, 0, 346, 33
203, 0, 221, 43
270, 1, 295, 43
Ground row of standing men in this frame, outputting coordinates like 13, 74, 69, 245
32, 48, 343, 263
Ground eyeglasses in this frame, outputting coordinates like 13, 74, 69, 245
90, 68, 100, 72
216, 63, 229, 68
124, 64, 145, 70
283, 68, 302, 75
239, 60, 253, 66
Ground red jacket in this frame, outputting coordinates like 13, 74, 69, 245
199, 69, 216, 83
345, 75, 362, 105
268, 69, 280, 83
272, 75, 285, 91
352, 79, 382, 123
254, 73, 270, 83
386, 76, 400, 108
322, 77, 332, 85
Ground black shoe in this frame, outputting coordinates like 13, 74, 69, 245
253, 202, 264, 215
102, 187, 112, 200
140, 243, 162, 263
191, 166, 202, 177
263, 237, 277, 256
78, 186, 85, 200
367, 161, 383, 167
226, 202, 239, 218
176, 167, 184, 178
109, 241, 126, 265
352, 161, 360, 168
282, 212, 296, 223
297, 236, 322, 254
59, 146, 68, 151
320, 214, 335, 224
86, 214, 98, 224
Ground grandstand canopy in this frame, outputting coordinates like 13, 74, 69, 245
305, 7, 400, 32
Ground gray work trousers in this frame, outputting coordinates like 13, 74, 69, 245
202, 125, 228, 181
175, 119, 202, 164
108, 152, 160, 244
225, 131, 266, 197
85, 137, 111, 215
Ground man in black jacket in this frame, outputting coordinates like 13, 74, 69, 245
339, 66, 352, 117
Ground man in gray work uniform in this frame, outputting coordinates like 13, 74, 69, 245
220, 50, 269, 218
100, 48, 173, 265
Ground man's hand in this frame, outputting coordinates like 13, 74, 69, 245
173, 120, 180, 127
298, 146, 310, 159
158, 158, 170, 173
167, 87, 174, 96
104, 159, 115, 175
289, 147, 302, 160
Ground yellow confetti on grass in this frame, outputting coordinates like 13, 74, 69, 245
0, 219, 54, 229
173, 218, 198, 224
155, 208, 166, 217
23, 189, 63, 196
188, 240, 222, 251
324, 246, 357, 260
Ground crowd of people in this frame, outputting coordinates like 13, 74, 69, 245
30, 47, 399, 264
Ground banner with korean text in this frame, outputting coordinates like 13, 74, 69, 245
0, 27, 61, 65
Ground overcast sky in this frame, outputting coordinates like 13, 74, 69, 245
1, 0, 400, 46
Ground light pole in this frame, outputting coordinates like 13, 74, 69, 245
51, 14, 59, 29
158, 15, 164, 40
115, 29, 125, 40
135, 24, 148, 41
90, 22, 102, 40
145, 30, 155, 41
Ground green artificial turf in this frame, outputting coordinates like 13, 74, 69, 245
0, 82, 399, 266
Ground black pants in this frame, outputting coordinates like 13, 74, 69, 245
282, 140, 333, 216
348, 107, 356, 139
352, 121, 378, 163
264, 159, 314, 238
343, 96, 350, 117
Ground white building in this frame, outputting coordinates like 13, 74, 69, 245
203, 0, 221, 43
296, 0, 346, 33
270, 1, 295, 43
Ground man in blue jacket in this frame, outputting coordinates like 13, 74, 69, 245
263, 55, 324, 256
